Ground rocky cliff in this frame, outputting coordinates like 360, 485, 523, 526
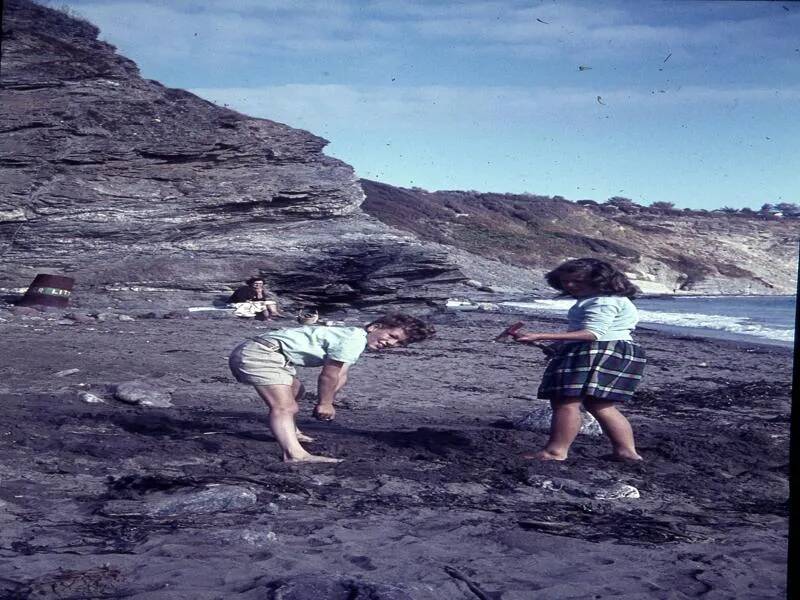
0, 0, 464, 309
362, 180, 798, 295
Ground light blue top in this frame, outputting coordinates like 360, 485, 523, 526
259, 326, 368, 366
567, 296, 639, 341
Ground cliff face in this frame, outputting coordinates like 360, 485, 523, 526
0, 0, 464, 307
361, 180, 798, 295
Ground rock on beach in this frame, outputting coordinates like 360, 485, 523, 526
113, 380, 173, 407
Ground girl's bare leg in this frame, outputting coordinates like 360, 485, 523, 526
254, 384, 339, 463
290, 379, 315, 443
584, 399, 642, 461
525, 398, 582, 460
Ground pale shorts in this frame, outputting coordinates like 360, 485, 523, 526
228, 340, 297, 386
230, 301, 277, 318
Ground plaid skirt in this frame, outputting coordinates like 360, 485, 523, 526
537, 340, 646, 402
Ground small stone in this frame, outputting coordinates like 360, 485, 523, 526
594, 483, 640, 500
530, 476, 592, 497
54, 368, 80, 377
77, 391, 105, 404
241, 530, 278, 545
64, 312, 95, 323
118, 314, 135, 321
163, 311, 188, 319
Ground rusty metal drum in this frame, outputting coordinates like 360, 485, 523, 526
17, 274, 74, 308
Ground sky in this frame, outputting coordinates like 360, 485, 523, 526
44, 0, 800, 210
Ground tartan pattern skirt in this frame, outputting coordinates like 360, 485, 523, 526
537, 340, 646, 402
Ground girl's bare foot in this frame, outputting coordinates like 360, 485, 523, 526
603, 451, 643, 462
284, 453, 342, 463
295, 430, 316, 443
522, 449, 568, 461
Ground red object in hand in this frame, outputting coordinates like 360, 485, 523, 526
494, 321, 525, 342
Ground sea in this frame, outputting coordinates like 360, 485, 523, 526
501, 295, 796, 348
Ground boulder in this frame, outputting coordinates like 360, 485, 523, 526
113, 380, 173, 408
514, 403, 603, 436
101, 484, 258, 516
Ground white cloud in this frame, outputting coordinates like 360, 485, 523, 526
190, 83, 800, 131
61, 0, 384, 65
63, 0, 800, 71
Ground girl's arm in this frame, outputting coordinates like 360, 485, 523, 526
314, 360, 350, 421
513, 329, 597, 343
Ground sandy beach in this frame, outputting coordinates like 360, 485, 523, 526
0, 297, 791, 599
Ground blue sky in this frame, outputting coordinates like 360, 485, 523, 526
50, 0, 799, 209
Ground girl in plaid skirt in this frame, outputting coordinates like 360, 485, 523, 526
512, 258, 646, 461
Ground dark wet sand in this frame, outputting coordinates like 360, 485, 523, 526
0, 302, 791, 599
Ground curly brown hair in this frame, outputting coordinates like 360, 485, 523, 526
366, 313, 436, 344
546, 258, 639, 298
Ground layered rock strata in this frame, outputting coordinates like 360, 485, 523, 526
0, 0, 464, 308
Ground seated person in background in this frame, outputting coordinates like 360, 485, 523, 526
227, 277, 284, 319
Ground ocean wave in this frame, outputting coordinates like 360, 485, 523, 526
501, 300, 795, 343
637, 310, 794, 342
505, 299, 573, 311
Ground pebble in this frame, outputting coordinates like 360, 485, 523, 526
65, 312, 95, 323
241, 530, 278, 545
531, 476, 592, 497
595, 483, 640, 500
211, 527, 278, 547
163, 311, 189, 319
54, 368, 80, 377
77, 391, 105, 404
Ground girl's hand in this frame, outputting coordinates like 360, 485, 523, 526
313, 403, 336, 421
513, 332, 545, 343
